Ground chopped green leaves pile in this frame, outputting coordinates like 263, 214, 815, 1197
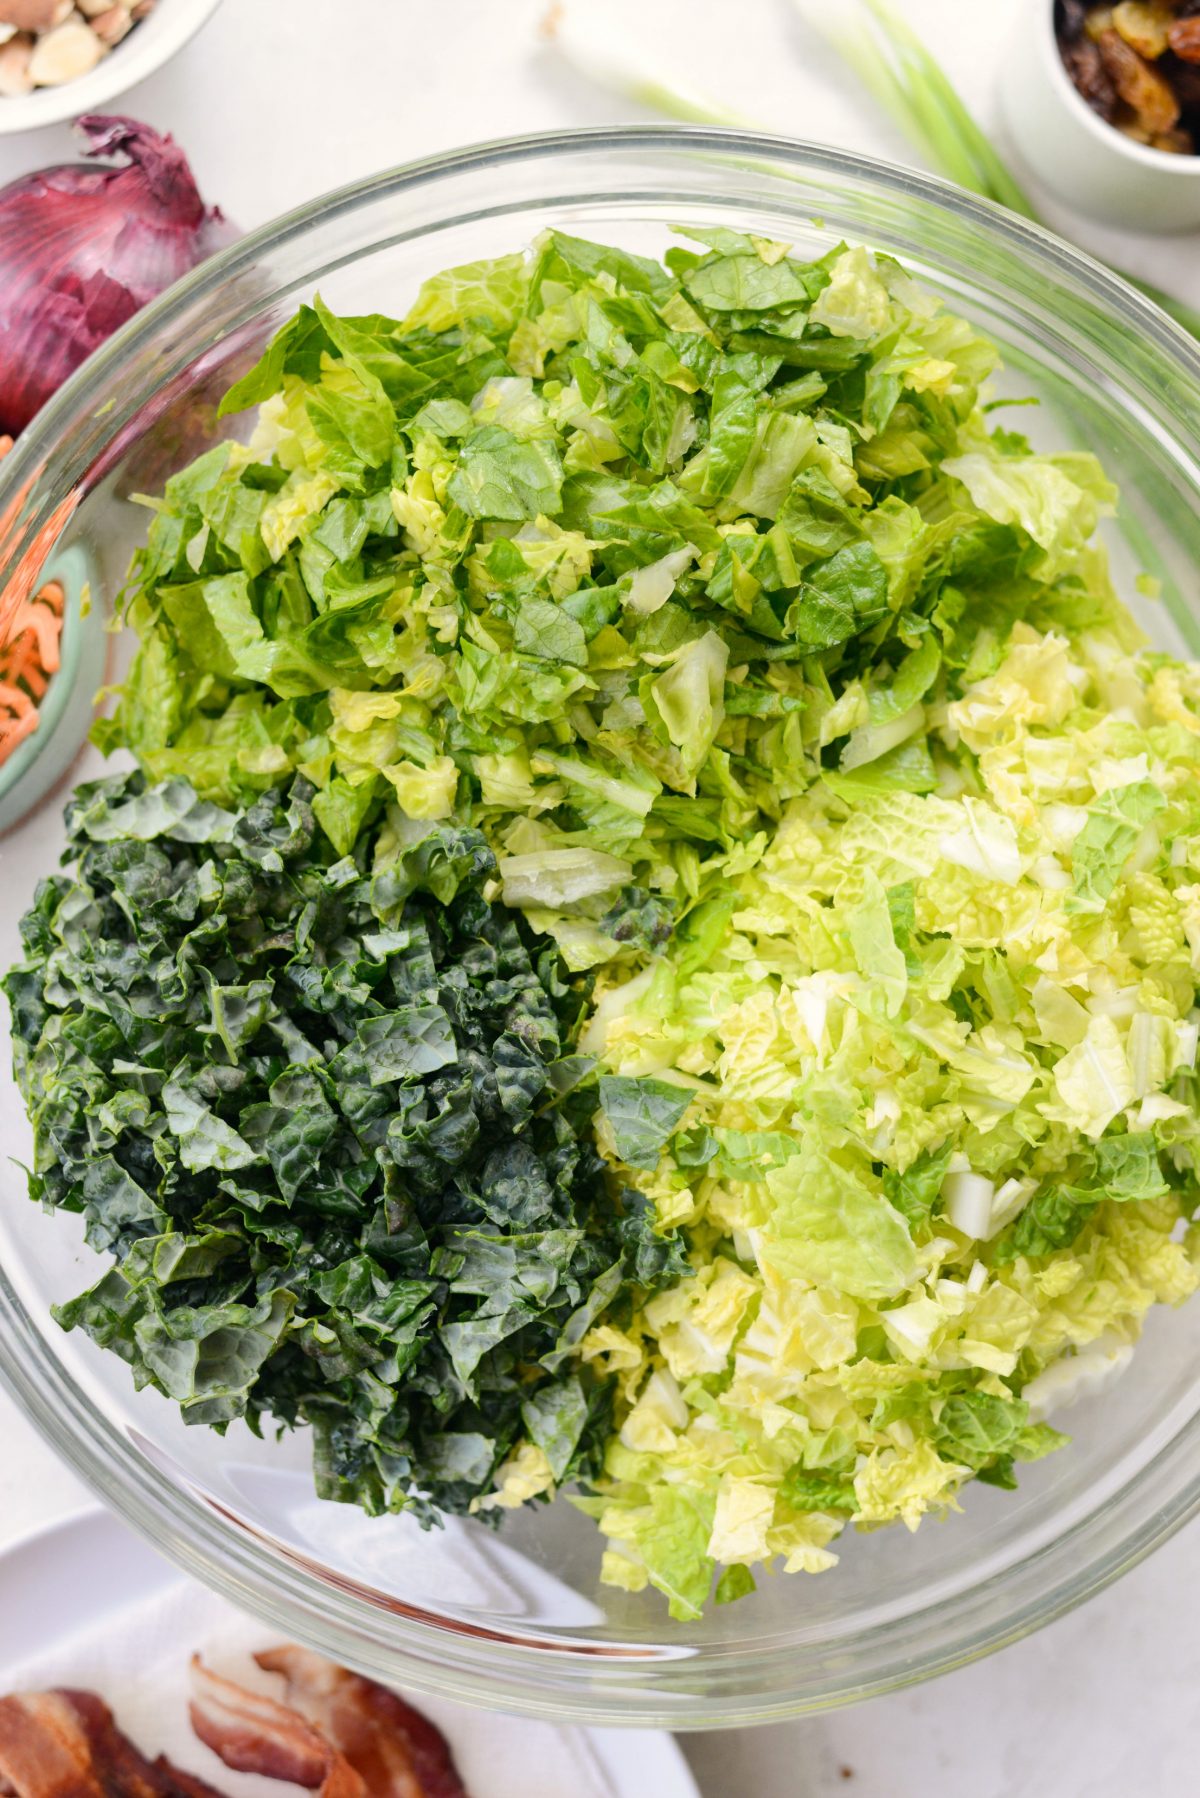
8, 228, 1200, 1620
5, 772, 684, 1518
583, 647, 1200, 1612
101, 229, 1018, 972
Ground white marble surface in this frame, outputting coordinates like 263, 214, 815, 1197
0, 1, 1198, 1793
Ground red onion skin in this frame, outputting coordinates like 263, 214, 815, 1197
0, 115, 237, 438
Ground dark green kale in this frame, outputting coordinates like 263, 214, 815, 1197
4, 772, 686, 1522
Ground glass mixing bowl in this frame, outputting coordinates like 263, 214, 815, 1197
2, 128, 1200, 1730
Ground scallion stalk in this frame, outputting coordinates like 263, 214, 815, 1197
542, 6, 749, 127
546, 1, 1200, 343
796, 0, 1200, 341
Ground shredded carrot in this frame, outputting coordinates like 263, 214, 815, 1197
0, 436, 67, 770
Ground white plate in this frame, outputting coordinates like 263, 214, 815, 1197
0, 1507, 699, 1798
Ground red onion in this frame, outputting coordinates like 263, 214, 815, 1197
0, 114, 236, 438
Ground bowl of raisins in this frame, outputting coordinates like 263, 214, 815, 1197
1002, 0, 1200, 230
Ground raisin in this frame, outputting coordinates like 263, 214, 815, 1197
1097, 26, 1183, 127
1056, 0, 1089, 39
1061, 33, 1121, 116
1112, 1, 1175, 57
1168, 15, 1200, 56
1164, 48, 1200, 100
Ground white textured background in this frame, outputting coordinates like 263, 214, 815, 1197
0, 3, 1198, 1794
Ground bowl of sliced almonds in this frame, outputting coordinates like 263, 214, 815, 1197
1002, 0, 1200, 230
0, 0, 223, 133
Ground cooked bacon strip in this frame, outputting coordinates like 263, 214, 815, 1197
1, 1651, 467, 1798
189, 1660, 364, 1798
0, 1689, 230, 1797
254, 1647, 468, 1798
63, 1691, 231, 1798
0, 1691, 107, 1797
147, 1769, 232, 1798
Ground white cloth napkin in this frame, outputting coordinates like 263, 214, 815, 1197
3, 1573, 622, 1798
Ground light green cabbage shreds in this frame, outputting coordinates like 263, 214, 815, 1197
97, 228, 1200, 1620
583, 617, 1200, 1617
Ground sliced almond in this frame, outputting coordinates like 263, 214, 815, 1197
28, 16, 104, 84
0, 30, 33, 92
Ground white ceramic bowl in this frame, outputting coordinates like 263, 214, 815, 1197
0, 0, 224, 136
1001, 0, 1200, 232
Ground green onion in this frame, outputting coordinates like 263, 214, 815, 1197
542, 6, 749, 127
545, 1, 1200, 343
796, 0, 1200, 342
836, 0, 1040, 217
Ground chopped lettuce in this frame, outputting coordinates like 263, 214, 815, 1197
39, 229, 1200, 1617
100, 231, 1047, 974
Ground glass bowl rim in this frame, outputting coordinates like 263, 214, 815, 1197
2, 124, 1200, 1728
3, 121, 1200, 509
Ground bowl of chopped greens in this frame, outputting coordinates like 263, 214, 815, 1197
2, 126, 1200, 1728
